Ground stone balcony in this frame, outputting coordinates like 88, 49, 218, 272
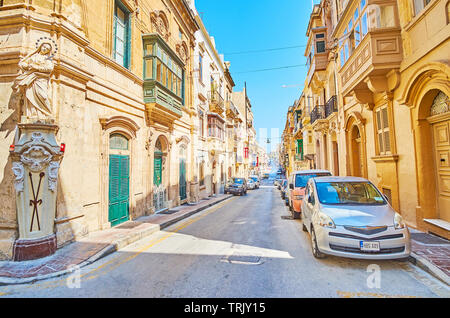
339, 28, 403, 104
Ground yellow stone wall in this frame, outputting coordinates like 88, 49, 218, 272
0, 0, 199, 259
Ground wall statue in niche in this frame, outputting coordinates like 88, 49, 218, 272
12, 37, 58, 123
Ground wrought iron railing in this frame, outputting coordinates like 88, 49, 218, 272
208, 90, 224, 108
310, 105, 325, 124
325, 95, 338, 118
153, 184, 168, 213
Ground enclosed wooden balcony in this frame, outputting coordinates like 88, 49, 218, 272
336, 1, 403, 101
339, 28, 402, 97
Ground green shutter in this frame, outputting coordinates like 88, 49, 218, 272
109, 155, 130, 226
154, 157, 162, 186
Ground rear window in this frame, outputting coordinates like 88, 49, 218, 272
295, 173, 331, 188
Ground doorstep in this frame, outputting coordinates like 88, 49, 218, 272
0, 194, 233, 285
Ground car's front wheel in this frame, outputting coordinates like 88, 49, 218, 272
311, 227, 325, 259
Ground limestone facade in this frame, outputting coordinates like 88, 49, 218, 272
281, 0, 450, 239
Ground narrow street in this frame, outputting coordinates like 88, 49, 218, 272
1, 179, 448, 298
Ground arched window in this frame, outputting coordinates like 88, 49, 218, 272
430, 91, 450, 116
110, 133, 129, 150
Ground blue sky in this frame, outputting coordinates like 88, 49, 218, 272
195, 0, 319, 152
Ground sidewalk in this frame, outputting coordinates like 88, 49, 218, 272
409, 228, 450, 286
0, 194, 233, 285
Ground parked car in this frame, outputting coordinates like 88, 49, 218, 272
263, 173, 270, 179
301, 176, 411, 260
249, 176, 260, 189
247, 179, 256, 190
288, 170, 332, 219
224, 177, 248, 196
280, 180, 288, 201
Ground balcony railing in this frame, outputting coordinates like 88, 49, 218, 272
310, 105, 325, 124
325, 95, 337, 118
226, 100, 238, 118
208, 90, 224, 113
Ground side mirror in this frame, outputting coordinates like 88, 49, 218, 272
289, 184, 294, 190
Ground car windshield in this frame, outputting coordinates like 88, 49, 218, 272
316, 182, 387, 205
295, 173, 331, 188
233, 178, 244, 184
250, 177, 258, 182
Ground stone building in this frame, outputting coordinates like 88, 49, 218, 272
282, 0, 450, 239
0, 0, 200, 260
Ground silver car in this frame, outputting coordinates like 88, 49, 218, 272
301, 176, 410, 260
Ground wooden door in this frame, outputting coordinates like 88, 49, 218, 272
433, 119, 450, 222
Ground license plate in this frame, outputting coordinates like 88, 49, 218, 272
360, 241, 380, 252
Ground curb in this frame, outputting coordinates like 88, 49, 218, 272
409, 252, 450, 286
0, 195, 233, 286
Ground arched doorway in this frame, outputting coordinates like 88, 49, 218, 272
153, 137, 168, 212
429, 91, 450, 223
351, 125, 362, 177
179, 146, 187, 201
108, 133, 130, 226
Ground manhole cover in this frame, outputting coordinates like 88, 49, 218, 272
222, 252, 262, 265
281, 215, 293, 220
411, 233, 450, 245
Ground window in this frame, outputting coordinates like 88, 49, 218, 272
339, 0, 371, 67
110, 133, 129, 150
199, 54, 203, 82
315, 33, 326, 53
316, 182, 387, 205
113, 2, 130, 68
199, 163, 205, 186
207, 116, 224, 140
199, 111, 204, 137
414, 0, 432, 16
375, 106, 391, 154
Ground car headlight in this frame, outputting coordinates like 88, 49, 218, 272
318, 213, 335, 229
293, 195, 304, 200
394, 212, 406, 229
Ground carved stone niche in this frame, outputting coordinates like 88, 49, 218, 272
10, 123, 64, 261
176, 41, 188, 63
150, 10, 170, 41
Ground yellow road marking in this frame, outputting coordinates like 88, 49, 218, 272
3, 196, 236, 292
337, 290, 419, 298
82, 198, 236, 279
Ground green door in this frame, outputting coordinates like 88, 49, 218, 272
154, 156, 162, 186
109, 155, 130, 226
179, 158, 187, 200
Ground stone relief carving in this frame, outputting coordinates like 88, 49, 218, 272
151, 11, 170, 41
12, 162, 25, 193
48, 161, 60, 192
12, 37, 58, 121
21, 146, 53, 172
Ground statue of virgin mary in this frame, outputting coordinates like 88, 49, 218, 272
13, 40, 55, 120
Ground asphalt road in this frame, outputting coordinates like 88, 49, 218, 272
0, 179, 449, 298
